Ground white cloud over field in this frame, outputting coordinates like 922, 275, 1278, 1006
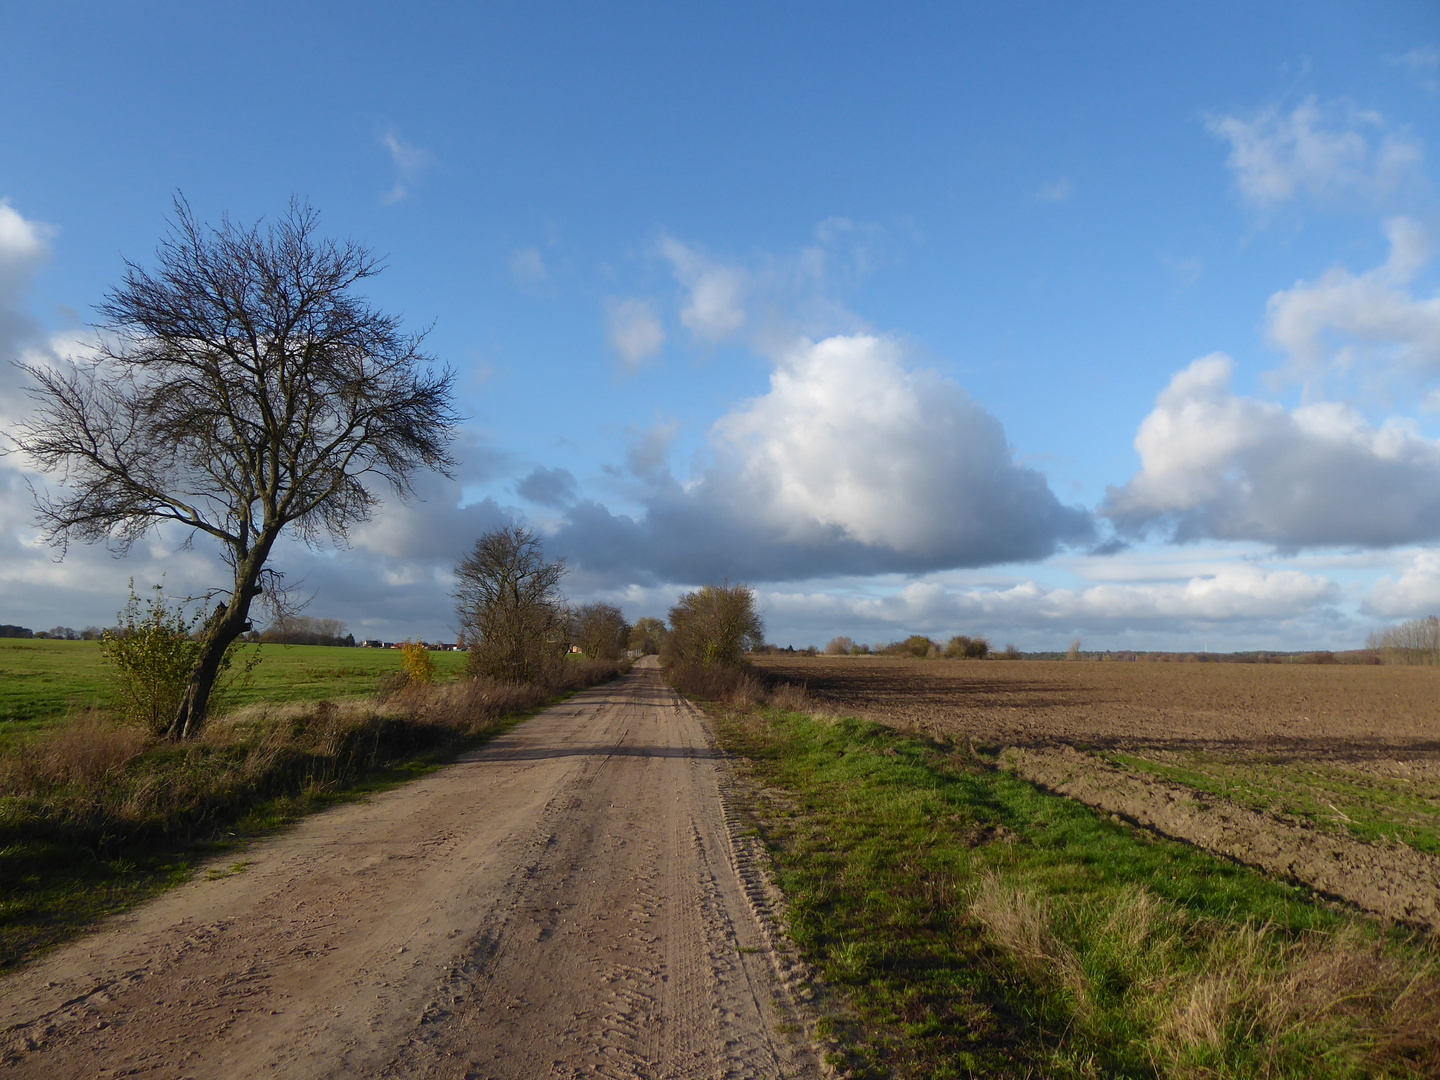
1106, 354, 1440, 546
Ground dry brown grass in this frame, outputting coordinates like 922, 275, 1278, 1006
0, 712, 149, 792
967, 872, 1440, 1077
664, 661, 810, 712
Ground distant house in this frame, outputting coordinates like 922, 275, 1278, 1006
360, 639, 384, 649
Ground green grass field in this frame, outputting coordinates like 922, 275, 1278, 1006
0, 639, 470, 738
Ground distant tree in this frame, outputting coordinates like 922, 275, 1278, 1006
259, 615, 349, 646
664, 582, 764, 666
628, 616, 668, 655
11, 198, 458, 737
454, 525, 567, 683
1067, 638, 1082, 661
825, 636, 854, 656
569, 602, 629, 661
1368, 615, 1440, 666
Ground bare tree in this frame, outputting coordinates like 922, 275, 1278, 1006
569, 602, 629, 661
664, 581, 764, 666
454, 525, 568, 683
11, 198, 458, 736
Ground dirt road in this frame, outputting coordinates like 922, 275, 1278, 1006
1, 659, 821, 1079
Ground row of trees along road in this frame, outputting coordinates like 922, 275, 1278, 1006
10, 198, 460, 738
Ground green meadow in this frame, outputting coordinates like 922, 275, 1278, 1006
0, 639, 470, 739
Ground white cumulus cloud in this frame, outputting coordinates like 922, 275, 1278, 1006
550, 333, 1091, 582
1265, 217, 1440, 382
1105, 353, 1440, 547
1364, 549, 1440, 617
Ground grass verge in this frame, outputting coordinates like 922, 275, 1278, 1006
689, 679, 1440, 1078
0, 659, 625, 972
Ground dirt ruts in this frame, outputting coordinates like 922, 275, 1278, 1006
1002, 744, 1440, 931
1, 658, 823, 1079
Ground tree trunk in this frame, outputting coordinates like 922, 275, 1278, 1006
169, 547, 269, 739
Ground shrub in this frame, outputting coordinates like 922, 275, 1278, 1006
399, 640, 436, 684
945, 634, 991, 659
663, 581, 765, 666
101, 582, 207, 735
826, 636, 854, 656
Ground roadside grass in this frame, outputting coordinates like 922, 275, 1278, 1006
1105, 750, 1440, 858
0, 640, 470, 738
705, 701, 1440, 1079
0, 659, 624, 972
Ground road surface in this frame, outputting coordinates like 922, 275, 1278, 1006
1, 658, 821, 1079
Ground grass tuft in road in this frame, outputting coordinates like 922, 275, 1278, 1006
711, 706, 1440, 1079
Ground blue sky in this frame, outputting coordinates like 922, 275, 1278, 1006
3, 2, 1439, 649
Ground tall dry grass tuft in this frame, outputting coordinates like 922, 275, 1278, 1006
665, 661, 808, 711
0, 712, 149, 792
968, 871, 1440, 1077
969, 871, 1091, 1018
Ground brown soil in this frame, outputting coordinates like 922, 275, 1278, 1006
0, 659, 822, 1079
750, 655, 1440, 760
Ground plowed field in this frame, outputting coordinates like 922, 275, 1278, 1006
750, 655, 1440, 928
749, 655, 1440, 758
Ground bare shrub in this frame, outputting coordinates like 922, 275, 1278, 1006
1066, 638, 1082, 661
825, 636, 854, 656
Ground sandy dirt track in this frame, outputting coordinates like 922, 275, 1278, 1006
1, 658, 821, 1079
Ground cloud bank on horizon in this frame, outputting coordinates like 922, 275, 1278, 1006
1, 10, 1437, 650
